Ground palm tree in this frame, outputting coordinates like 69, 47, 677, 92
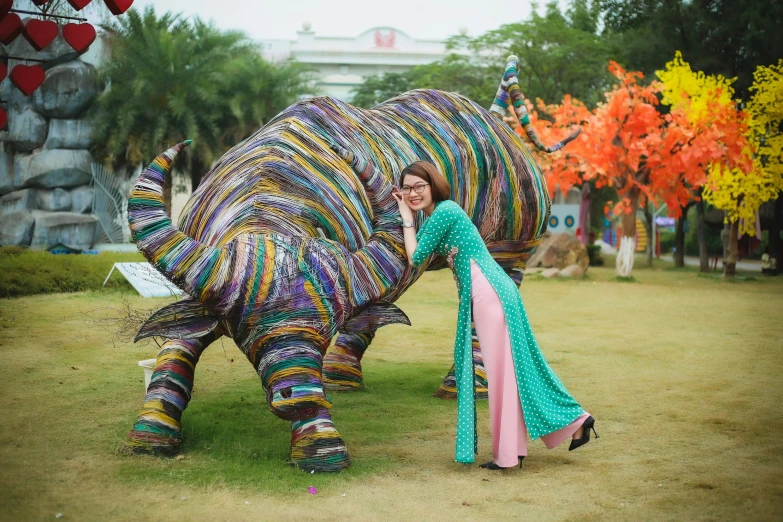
91, 6, 311, 213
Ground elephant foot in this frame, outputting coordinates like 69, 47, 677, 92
433, 350, 489, 400
290, 409, 351, 473
125, 335, 214, 457
433, 367, 459, 399
323, 344, 363, 391
126, 402, 183, 456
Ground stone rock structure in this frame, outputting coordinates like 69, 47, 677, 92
527, 231, 590, 272
0, 25, 99, 250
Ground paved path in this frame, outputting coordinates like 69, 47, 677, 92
659, 255, 762, 272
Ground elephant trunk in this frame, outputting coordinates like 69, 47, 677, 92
490, 55, 581, 153
128, 141, 232, 303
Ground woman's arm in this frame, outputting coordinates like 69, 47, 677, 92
391, 189, 418, 265
410, 203, 457, 267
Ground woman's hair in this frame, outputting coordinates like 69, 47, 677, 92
401, 161, 451, 202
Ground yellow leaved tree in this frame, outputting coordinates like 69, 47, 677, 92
703, 60, 783, 277
656, 52, 754, 275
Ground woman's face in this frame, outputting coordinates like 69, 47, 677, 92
401, 174, 433, 212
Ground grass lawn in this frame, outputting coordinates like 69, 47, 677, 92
0, 259, 781, 521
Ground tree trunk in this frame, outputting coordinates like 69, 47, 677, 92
770, 195, 783, 275
723, 220, 739, 279
616, 188, 640, 277
674, 213, 686, 268
696, 197, 709, 272
643, 202, 653, 267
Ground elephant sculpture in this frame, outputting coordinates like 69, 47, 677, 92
126, 56, 578, 472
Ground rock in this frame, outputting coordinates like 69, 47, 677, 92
7, 84, 33, 113
0, 150, 14, 195
8, 107, 48, 152
44, 119, 94, 149
559, 264, 585, 279
0, 210, 35, 246
30, 211, 97, 250
70, 186, 93, 213
36, 188, 72, 211
0, 189, 37, 215
16, 149, 92, 189
540, 267, 561, 278
32, 61, 98, 119
528, 232, 590, 271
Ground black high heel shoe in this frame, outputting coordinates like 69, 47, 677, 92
479, 456, 524, 470
568, 416, 599, 451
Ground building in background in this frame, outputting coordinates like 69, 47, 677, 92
258, 23, 453, 101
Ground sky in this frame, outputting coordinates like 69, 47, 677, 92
132, 0, 540, 41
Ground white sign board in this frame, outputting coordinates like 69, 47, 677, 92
103, 262, 183, 298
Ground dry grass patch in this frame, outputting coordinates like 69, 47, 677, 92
1, 263, 782, 521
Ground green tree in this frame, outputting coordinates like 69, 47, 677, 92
600, 0, 783, 99
91, 6, 311, 211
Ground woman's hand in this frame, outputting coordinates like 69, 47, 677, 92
392, 187, 414, 222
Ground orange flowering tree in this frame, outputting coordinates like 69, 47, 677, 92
513, 59, 754, 277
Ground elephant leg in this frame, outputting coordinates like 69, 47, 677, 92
433, 324, 489, 400
322, 331, 375, 391
254, 332, 350, 472
126, 331, 217, 455
434, 269, 524, 400
290, 408, 350, 472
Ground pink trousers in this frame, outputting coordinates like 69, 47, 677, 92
470, 260, 589, 467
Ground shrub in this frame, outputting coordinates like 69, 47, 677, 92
587, 244, 604, 266
0, 247, 143, 298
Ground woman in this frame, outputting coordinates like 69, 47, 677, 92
392, 161, 598, 470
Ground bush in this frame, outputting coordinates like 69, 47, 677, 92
587, 244, 604, 266
0, 247, 143, 298
659, 229, 676, 255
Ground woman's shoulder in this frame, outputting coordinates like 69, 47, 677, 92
435, 200, 464, 215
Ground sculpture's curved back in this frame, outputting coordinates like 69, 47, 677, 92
177, 90, 550, 272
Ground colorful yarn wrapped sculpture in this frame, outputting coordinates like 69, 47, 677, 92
126, 56, 577, 472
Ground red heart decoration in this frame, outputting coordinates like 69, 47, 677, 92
104, 0, 133, 16
32, 0, 49, 5
0, 0, 13, 21
67, 0, 92, 10
0, 13, 22, 44
10, 64, 45, 96
62, 22, 95, 53
23, 19, 59, 51
0, 63, 6, 82
0, 108, 7, 130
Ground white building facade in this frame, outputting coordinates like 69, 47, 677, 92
259, 24, 453, 101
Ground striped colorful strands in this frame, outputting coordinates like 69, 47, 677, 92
256, 333, 332, 422
178, 90, 549, 278
290, 408, 350, 472
127, 334, 215, 455
490, 55, 581, 154
322, 331, 376, 390
128, 83, 558, 472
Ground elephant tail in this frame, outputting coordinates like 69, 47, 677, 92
128, 141, 233, 303
489, 55, 581, 153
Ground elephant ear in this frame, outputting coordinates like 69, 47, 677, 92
135, 298, 220, 342
339, 303, 410, 334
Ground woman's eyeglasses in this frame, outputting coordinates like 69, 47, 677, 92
401, 183, 429, 195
